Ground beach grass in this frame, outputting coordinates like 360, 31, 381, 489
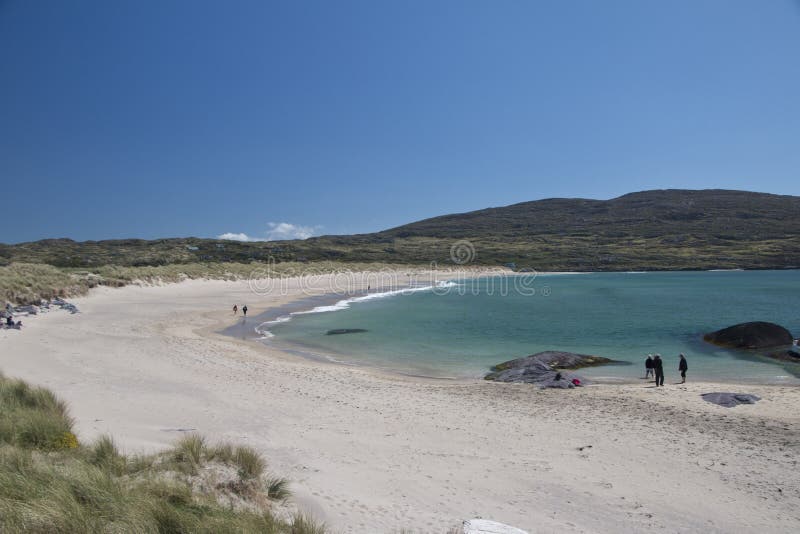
0, 263, 90, 305
0, 371, 326, 533
0, 261, 450, 305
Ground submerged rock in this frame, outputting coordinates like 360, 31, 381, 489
485, 350, 616, 386
703, 321, 793, 350
325, 328, 368, 335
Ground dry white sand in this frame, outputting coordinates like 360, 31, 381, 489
2, 275, 799, 533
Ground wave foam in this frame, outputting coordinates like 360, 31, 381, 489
254, 281, 458, 338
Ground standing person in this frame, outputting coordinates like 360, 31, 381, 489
242, 305, 248, 317
233, 304, 238, 315
678, 353, 688, 383
645, 354, 654, 379
653, 354, 664, 387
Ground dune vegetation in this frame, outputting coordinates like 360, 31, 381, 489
0, 371, 325, 533
0, 261, 440, 305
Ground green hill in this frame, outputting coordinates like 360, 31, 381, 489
3, 189, 800, 272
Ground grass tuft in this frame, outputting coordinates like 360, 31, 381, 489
87, 434, 129, 476
206, 441, 235, 463
0, 376, 75, 450
290, 513, 327, 534
234, 445, 266, 480
172, 433, 206, 474
266, 476, 291, 501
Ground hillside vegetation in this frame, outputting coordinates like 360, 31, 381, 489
1, 190, 799, 297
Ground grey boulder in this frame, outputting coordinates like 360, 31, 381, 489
703, 321, 793, 350
701, 392, 761, 408
485, 351, 614, 387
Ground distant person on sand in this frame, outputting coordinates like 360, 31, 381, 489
242, 305, 248, 317
678, 353, 688, 383
645, 354, 654, 379
653, 354, 664, 387
233, 304, 238, 315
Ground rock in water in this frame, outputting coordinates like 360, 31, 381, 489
485, 350, 615, 386
462, 519, 529, 534
325, 328, 368, 335
703, 321, 793, 349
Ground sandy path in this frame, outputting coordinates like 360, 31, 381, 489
2, 277, 799, 533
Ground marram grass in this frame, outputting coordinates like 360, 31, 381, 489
0, 371, 326, 533
0, 260, 444, 305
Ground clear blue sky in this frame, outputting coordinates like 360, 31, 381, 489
2, 0, 799, 243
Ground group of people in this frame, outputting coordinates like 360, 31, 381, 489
2, 303, 22, 329
645, 353, 688, 386
3, 315, 22, 329
232, 304, 248, 317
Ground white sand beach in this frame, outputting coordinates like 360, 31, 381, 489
1, 275, 799, 533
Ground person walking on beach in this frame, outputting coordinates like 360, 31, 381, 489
233, 304, 238, 315
242, 305, 248, 317
645, 354, 654, 379
678, 353, 688, 383
653, 354, 664, 387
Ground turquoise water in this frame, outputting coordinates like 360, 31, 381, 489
261, 271, 800, 383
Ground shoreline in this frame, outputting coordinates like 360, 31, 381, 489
213, 273, 800, 387
2, 275, 799, 532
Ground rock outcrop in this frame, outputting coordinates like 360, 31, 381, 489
701, 392, 761, 408
485, 351, 616, 387
703, 321, 793, 350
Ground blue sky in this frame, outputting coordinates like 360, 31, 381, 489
1, 0, 799, 243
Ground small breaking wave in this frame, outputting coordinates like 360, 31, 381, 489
254, 281, 458, 338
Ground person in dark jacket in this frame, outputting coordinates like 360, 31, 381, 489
678, 353, 688, 383
653, 354, 664, 386
645, 355, 654, 379
242, 305, 248, 317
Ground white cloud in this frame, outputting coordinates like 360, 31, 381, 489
216, 222, 320, 242
217, 232, 256, 242
265, 222, 317, 240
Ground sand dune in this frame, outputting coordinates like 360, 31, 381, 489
2, 276, 798, 533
